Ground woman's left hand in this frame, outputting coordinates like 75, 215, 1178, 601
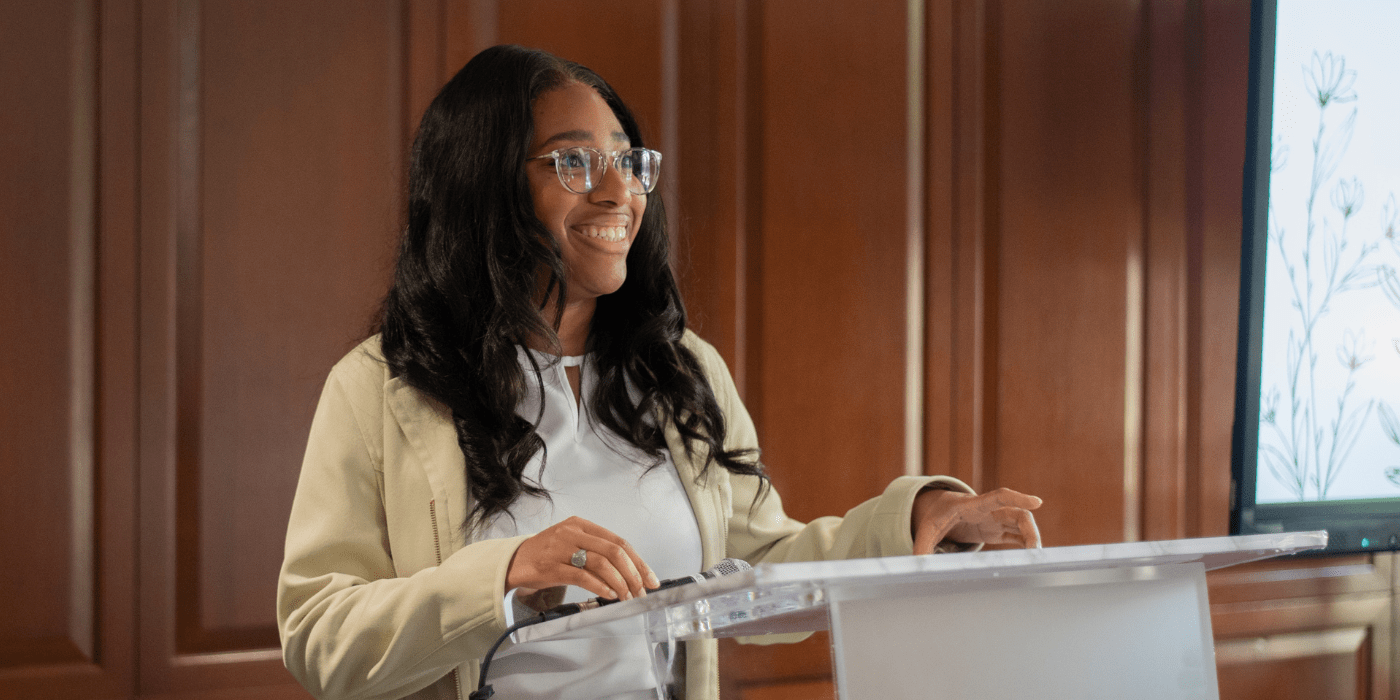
912, 487, 1043, 554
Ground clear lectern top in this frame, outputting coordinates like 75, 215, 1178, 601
513, 531, 1327, 645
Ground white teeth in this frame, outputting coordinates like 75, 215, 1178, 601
579, 226, 628, 242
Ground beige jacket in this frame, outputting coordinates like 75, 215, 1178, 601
277, 331, 972, 700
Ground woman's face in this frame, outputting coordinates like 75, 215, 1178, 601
526, 82, 646, 303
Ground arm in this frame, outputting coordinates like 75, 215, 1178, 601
679, 333, 977, 565
277, 364, 522, 700
684, 332, 1039, 565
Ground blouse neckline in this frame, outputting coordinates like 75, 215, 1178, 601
520, 346, 588, 367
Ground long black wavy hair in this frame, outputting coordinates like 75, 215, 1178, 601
378, 45, 765, 532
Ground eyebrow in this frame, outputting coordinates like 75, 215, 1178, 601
538, 129, 631, 149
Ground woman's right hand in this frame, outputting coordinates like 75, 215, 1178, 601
505, 516, 660, 602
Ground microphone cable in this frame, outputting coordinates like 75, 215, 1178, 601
468, 606, 574, 700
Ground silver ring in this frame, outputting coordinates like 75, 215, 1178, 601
570, 549, 588, 568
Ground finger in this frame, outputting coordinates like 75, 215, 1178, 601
550, 561, 622, 601
575, 548, 631, 600
563, 517, 657, 595
616, 537, 660, 591
638, 553, 660, 589
573, 532, 648, 599
985, 507, 1039, 549
972, 488, 1043, 513
1014, 507, 1042, 549
913, 519, 945, 555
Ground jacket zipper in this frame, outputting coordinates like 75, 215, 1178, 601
429, 499, 443, 566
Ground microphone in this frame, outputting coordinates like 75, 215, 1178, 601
649, 557, 751, 592
544, 557, 752, 617
473, 559, 752, 700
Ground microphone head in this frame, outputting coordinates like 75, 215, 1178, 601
701, 557, 752, 580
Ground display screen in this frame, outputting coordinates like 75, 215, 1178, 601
1254, 0, 1400, 505
1234, 0, 1400, 554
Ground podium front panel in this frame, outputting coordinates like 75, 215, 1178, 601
828, 562, 1219, 700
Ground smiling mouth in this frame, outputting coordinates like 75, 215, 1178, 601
576, 225, 628, 243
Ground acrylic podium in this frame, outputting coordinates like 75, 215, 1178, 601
512, 531, 1327, 699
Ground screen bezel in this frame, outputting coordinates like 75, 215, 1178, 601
1229, 0, 1275, 541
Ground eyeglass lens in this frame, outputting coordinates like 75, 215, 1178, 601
554, 147, 661, 195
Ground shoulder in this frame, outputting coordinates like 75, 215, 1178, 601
319, 335, 393, 433
299, 336, 393, 469
679, 329, 724, 373
326, 335, 390, 395
679, 329, 739, 401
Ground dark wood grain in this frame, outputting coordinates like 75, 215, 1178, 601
0, 0, 93, 669
136, 0, 401, 695
0, 1, 138, 697
990, 1, 1140, 546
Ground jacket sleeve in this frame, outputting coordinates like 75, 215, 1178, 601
682, 333, 977, 567
276, 356, 525, 700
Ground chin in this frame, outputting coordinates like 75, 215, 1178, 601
582, 271, 628, 299
595, 280, 627, 297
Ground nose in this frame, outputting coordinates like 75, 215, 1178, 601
588, 156, 635, 205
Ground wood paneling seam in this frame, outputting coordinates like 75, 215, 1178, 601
68, 0, 99, 662
905, 0, 925, 478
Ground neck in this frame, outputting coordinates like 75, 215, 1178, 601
529, 295, 595, 356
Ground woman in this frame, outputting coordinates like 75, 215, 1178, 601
277, 44, 1041, 700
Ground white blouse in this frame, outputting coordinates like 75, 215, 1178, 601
475, 348, 705, 699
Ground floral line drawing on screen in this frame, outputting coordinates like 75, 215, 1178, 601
1257, 50, 1400, 502
1386, 214, 1400, 489
1380, 402, 1400, 487
1382, 196, 1400, 312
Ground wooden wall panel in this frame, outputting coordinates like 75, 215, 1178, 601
0, 1, 138, 697
676, 0, 748, 373
1209, 555, 1394, 700
136, 0, 404, 695
1141, 0, 1192, 543
1194, 0, 1249, 541
497, 0, 671, 147
191, 0, 403, 641
0, 0, 95, 669
990, 2, 1140, 546
1211, 568, 1392, 699
754, 0, 914, 518
924, 0, 991, 490
1140, 0, 1246, 546
739, 678, 835, 700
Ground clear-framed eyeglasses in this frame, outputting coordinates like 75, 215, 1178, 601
527, 146, 663, 195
